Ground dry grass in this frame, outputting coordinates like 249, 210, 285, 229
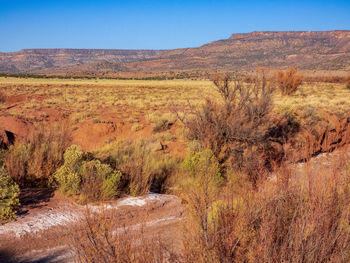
180, 150, 350, 263
4, 123, 71, 186
1, 77, 349, 123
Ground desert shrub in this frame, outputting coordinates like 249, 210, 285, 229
0, 167, 20, 221
4, 143, 30, 185
53, 145, 84, 195
177, 149, 222, 261
4, 124, 71, 186
269, 105, 300, 144
148, 112, 176, 132
181, 158, 350, 263
69, 210, 180, 263
95, 139, 180, 195
183, 73, 275, 181
80, 160, 121, 202
346, 76, 350, 90
274, 67, 303, 95
53, 145, 121, 202
27, 124, 71, 183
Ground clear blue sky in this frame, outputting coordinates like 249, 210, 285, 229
0, 0, 349, 52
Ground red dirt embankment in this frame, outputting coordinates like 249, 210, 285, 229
284, 112, 350, 162
1, 112, 350, 162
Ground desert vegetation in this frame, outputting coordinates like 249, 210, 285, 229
1, 72, 350, 262
274, 67, 303, 95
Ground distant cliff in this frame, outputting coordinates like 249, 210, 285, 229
1, 30, 349, 74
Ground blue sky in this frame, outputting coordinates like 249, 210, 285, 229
0, 0, 349, 52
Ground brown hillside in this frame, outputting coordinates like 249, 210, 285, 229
0, 30, 349, 74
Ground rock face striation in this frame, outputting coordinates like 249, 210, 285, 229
1, 30, 350, 74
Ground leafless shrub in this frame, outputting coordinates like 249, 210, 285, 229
69, 209, 180, 263
274, 67, 303, 95
182, 72, 275, 180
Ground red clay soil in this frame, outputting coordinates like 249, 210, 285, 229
284, 112, 350, 162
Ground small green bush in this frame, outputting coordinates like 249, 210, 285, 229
53, 145, 84, 195
53, 145, 121, 202
0, 167, 20, 221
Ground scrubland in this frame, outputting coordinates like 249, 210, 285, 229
1, 70, 350, 262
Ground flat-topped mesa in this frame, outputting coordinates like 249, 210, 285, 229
14, 49, 165, 56
229, 30, 350, 40
1, 30, 350, 73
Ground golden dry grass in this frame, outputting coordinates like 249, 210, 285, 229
1, 77, 350, 126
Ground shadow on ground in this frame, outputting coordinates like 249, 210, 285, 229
0, 249, 68, 263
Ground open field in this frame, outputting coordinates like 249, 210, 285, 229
1, 75, 350, 262
2, 77, 350, 121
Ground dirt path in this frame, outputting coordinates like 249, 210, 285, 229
0, 193, 184, 263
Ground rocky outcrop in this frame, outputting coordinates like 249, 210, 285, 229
285, 113, 350, 162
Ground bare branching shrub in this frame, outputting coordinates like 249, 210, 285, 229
5, 123, 71, 186
184, 73, 275, 180
274, 67, 303, 95
69, 209, 180, 263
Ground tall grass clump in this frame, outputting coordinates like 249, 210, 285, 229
4, 124, 71, 186
177, 149, 223, 262
95, 139, 180, 195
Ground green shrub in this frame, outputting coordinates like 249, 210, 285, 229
53, 145, 121, 202
53, 145, 84, 195
0, 167, 20, 221
102, 170, 122, 199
